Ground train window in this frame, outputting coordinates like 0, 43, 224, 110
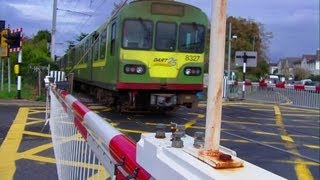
93, 35, 99, 61
110, 23, 116, 55
122, 19, 152, 50
155, 22, 177, 51
178, 23, 205, 53
100, 28, 107, 59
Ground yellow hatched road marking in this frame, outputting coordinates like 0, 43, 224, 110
88, 167, 109, 180
23, 131, 51, 138
0, 108, 29, 180
25, 120, 45, 126
117, 128, 150, 134
274, 105, 313, 180
17, 143, 53, 157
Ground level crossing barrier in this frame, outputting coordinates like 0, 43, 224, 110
47, 82, 286, 180
48, 85, 151, 180
226, 82, 320, 108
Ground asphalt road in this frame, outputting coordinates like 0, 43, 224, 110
0, 101, 319, 180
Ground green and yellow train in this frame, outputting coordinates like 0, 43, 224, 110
58, 0, 208, 112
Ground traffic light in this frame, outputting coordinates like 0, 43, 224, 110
5, 31, 21, 48
1, 29, 8, 47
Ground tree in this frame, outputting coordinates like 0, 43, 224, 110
204, 17, 272, 79
293, 67, 310, 80
225, 17, 272, 79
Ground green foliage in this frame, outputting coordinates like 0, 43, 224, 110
1, 29, 57, 99
205, 17, 272, 80
293, 67, 310, 80
226, 16, 272, 80
0, 83, 33, 99
309, 74, 320, 81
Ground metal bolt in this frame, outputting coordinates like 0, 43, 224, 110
171, 132, 184, 148
176, 124, 186, 137
193, 131, 205, 149
155, 123, 166, 139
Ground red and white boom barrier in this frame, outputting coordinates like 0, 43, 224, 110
49, 86, 151, 179
49, 85, 285, 179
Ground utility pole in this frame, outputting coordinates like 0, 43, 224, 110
205, 0, 227, 151
51, 0, 57, 61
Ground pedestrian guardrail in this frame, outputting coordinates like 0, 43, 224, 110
227, 82, 320, 108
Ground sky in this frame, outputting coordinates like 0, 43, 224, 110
0, 0, 319, 62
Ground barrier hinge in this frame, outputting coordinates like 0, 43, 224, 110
126, 167, 139, 180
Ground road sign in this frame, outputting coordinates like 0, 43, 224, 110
235, 51, 257, 67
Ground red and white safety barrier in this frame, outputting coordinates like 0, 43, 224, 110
49, 86, 151, 180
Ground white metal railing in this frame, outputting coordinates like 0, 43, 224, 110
226, 82, 320, 108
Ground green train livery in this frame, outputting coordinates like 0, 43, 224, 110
58, 0, 208, 112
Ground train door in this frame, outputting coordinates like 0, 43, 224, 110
108, 20, 118, 83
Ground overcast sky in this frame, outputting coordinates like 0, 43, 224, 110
0, 0, 319, 62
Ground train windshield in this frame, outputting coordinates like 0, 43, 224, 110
122, 19, 153, 50
155, 22, 177, 51
178, 23, 205, 53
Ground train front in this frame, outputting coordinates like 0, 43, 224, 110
116, 0, 208, 111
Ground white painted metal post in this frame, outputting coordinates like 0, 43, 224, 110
7, 57, 10, 92
17, 50, 22, 99
205, 0, 227, 150
51, 0, 57, 61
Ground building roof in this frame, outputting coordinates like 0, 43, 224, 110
302, 54, 317, 62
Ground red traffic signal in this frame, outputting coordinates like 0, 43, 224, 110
4, 31, 21, 48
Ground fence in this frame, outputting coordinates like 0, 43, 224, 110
226, 82, 320, 108
48, 86, 151, 180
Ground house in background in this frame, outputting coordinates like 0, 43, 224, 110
268, 62, 278, 74
277, 49, 320, 78
277, 57, 301, 78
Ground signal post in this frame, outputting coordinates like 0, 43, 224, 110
1, 25, 23, 98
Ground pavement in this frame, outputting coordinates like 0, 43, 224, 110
0, 99, 46, 107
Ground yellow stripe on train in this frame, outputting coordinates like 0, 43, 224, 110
120, 49, 204, 78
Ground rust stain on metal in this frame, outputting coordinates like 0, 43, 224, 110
218, 0, 227, 34
197, 149, 244, 169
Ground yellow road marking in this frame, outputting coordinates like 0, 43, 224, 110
254, 131, 278, 136
281, 135, 294, 142
254, 131, 319, 139
274, 106, 281, 116
274, 160, 319, 166
28, 111, 44, 115
303, 144, 320, 149
27, 117, 45, 121
0, 108, 29, 180
274, 105, 313, 180
23, 131, 51, 138
18, 143, 53, 157
117, 128, 150, 134
295, 163, 313, 180
88, 167, 109, 180
250, 108, 274, 111
282, 113, 320, 117
25, 120, 45, 126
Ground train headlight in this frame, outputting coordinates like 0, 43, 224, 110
184, 67, 201, 76
136, 66, 145, 74
124, 64, 146, 75
185, 68, 191, 75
